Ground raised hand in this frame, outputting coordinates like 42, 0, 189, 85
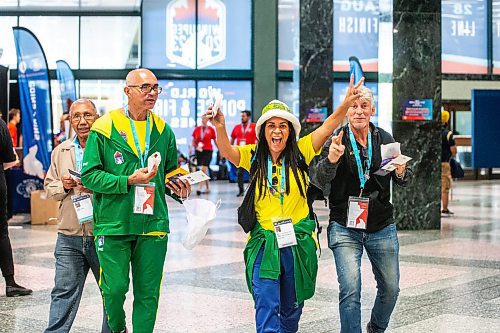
341, 74, 365, 108
205, 105, 226, 129
328, 130, 345, 164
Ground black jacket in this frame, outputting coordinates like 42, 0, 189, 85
309, 123, 412, 233
0, 119, 17, 170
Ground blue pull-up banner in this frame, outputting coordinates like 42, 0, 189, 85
56, 60, 77, 114
13, 27, 53, 179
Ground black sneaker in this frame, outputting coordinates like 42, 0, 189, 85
236, 192, 244, 197
441, 209, 454, 215
6, 284, 32, 297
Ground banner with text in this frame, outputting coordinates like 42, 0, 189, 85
143, 0, 251, 70
442, 0, 487, 74
154, 80, 251, 156
13, 27, 53, 179
334, 0, 379, 72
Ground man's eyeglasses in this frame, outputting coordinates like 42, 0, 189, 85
128, 84, 162, 94
71, 113, 95, 122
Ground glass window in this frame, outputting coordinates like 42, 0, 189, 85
51, 79, 63, 133
455, 111, 471, 135
19, 0, 79, 9
333, 81, 379, 124
19, 16, 79, 69
0, 16, 18, 68
17, 0, 140, 11
80, 16, 140, 69
78, 0, 142, 11
0, 0, 18, 8
79, 80, 126, 115
334, 0, 380, 72
278, 0, 300, 71
155, 80, 197, 155
278, 81, 300, 117
143, 0, 251, 70
442, 0, 487, 74
493, 0, 500, 74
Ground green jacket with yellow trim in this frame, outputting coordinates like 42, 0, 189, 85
244, 217, 318, 304
81, 109, 178, 236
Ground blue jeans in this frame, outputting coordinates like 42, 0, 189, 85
252, 246, 303, 333
45, 233, 111, 333
328, 223, 400, 333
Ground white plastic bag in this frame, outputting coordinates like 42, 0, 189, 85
182, 198, 221, 250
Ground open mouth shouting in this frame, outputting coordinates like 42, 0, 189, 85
271, 137, 283, 145
269, 135, 286, 153
264, 117, 290, 156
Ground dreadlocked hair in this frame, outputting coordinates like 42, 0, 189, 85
250, 121, 309, 201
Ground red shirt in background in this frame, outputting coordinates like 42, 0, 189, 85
7, 122, 18, 147
192, 125, 216, 151
231, 122, 256, 146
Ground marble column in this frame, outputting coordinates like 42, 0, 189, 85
392, 1, 441, 229
299, 0, 333, 135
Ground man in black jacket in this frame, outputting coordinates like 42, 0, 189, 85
309, 85, 412, 333
0, 119, 32, 297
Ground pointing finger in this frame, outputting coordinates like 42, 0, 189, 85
354, 77, 365, 89
335, 130, 344, 144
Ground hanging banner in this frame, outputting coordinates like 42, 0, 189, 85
442, 0, 487, 74
334, 0, 379, 72
143, 0, 250, 70
153, 80, 251, 156
56, 60, 77, 113
13, 27, 53, 179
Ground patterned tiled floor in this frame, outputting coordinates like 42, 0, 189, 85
1, 180, 499, 332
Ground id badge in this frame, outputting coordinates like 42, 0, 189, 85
272, 217, 297, 248
239, 139, 246, 146
133, 182, 156, 215
71, 194, 93, 224
196, 142, 204, 152
347, 196, 369, 230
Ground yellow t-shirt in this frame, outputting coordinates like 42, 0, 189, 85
110, 110, 165, 236
236, 133, 320, 231
111, 110, 155, 155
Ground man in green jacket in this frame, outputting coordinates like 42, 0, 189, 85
82, 69, 191, 333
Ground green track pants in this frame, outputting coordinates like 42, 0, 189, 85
95, 234, 168, 333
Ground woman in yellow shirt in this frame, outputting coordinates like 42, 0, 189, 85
207, 75, 363, 333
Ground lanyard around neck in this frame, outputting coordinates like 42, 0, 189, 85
267, 155, 286, 206
200, 126, 207, 141
125, 105, 151, 168
73, 136, 83, 172
241, 122, 251, 135
348, 125, 372, 192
